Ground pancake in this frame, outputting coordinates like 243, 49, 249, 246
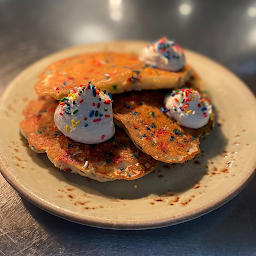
19, 97, 158, 182
113, 91, 202, 163
35, 52, 193, 100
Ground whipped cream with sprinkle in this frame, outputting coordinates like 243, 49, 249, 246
139, 38, 185, 72
164, 88, 213, 128
54, 83, 115, 144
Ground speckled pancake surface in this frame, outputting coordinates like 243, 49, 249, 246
19, 97, 158, 182
35, 52, 193, 100
113, 90, 201, 163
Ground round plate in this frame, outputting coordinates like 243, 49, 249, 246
0, 41, 255, 229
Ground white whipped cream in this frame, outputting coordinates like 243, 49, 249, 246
139, 38, 185, 72
54, 83, 115, 144
164, 88, 213, 129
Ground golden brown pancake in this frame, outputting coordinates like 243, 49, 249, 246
113, 90, 202, 163
19, 97, 158, 182
35, 52, 193, 100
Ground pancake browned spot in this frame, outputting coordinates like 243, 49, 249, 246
19, 97, 158, 182
113, 90, 201, 163
35, 52, 193, 100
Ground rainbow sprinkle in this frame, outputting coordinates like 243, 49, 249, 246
165, 88, 213, 127
58, 83, 113, 142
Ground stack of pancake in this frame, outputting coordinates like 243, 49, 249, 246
20, 51, 214, 182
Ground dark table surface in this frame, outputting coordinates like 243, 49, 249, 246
0, 0, 255, 255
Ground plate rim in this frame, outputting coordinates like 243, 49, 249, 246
0, 40, 256, 230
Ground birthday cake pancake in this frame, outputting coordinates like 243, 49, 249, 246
35, 43, 193, 100
20, 97, 158, 182
19, 38, 215, 182
113, 90, 204, 163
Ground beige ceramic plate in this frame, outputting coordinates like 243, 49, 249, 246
0, 41, 256, 229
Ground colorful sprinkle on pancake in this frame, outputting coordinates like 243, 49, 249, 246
35, 52, 193, 100
19, 97, 158, 182
113, 90, 202, 163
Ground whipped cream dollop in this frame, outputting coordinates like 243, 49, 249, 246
54, 83, 115, 144
139, 38, 185, 72
164, 88, 213, 129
